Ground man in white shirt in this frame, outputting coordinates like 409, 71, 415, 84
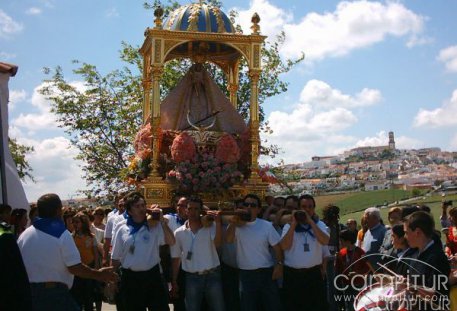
171, 196, 225, 311
280, 194, 330, 311
226, 194, 283, 311
111, 191, 175, 311
164, 196, 188, 311
17, 193, 117, 311
361, 207, 386, 269
103, 195, 126, 265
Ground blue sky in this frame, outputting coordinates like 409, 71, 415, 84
1, 0, 457, 201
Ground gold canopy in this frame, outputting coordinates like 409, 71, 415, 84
138, 3, 268, 206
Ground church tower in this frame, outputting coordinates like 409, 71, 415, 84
388, 131, 395, 150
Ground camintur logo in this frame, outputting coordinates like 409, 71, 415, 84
333, 253, 450, 311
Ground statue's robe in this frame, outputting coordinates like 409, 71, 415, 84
160, 64, 247, 134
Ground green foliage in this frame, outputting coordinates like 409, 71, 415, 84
8, 138, 35, 182
411, 188, 422, 197
40, 61, 143, 195
40, 1, 304, 196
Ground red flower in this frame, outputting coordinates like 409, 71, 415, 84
215, 134, 240, 164
171, 132, 196, 163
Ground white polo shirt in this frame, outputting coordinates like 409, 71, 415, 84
281, 221, 329, 269
172, 222, 220, 273
164, 214, 185, 256
234, 218, 281, 270
111, 223, 165, 271
104, 211, 122, 239
17, 226, 81, 288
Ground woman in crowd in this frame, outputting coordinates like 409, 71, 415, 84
71, 212, 101, 311
63, 208, 76, 233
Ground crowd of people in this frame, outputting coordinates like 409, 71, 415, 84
1, 192, 457, 311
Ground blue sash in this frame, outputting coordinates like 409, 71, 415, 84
295, 217, 319, 238
33, 217, 67, 238
125, 213, 148, 235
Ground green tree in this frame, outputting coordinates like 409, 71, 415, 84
40, 1, 304, 196
8, 138, 34, 182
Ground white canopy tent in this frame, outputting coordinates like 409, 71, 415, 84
0, 62, 29, 209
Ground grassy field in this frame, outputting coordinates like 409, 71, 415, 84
315, 189, 410, 216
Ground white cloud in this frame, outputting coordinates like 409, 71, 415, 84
235, 0, 426, 61
106, 7, 119, 18
11, 81, 86, 132
17, 136, 87, 201
262, 80, 382, 163
12, 113, 58, 132
11, 83, 59, 131
0, 10, 23, 38
437, 45, 457, 73
413, 90, 457, 128
234, 0, 293, 38
25, 7, 42, 15
0, 51, 16, 60
300, 79, 382, 109
9, 89, 27, 110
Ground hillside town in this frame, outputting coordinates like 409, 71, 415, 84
273, 132, 457, 195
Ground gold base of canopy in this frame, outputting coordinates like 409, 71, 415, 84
140, 176, 269, 208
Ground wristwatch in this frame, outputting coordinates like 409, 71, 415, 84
276, 261, 284, 266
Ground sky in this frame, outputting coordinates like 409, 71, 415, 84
1, 0, 457, 202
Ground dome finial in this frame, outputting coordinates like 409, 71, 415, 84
251, 13, 261, 34
154, 6, 164, 29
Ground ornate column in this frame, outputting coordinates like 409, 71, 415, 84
149, 65, 163, 178
142, 54, 151, 124
248, 69, 262, 182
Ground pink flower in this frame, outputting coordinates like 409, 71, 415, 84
134, 123, 152, 153
171, 132, 196, 163
185, 173, 192, 179
192, 178, 199, 185
215, 134, 240, 164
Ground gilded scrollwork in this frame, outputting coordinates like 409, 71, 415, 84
154, 39, 162, 63
187, 4, 200, 32
211, 7, 226, 33
253, 45, 260, 68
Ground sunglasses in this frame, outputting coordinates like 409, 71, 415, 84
243, 202, 258, 208
95, 213, 104, 216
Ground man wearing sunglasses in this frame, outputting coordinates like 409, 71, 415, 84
226, 193, 283, 311
279, 194, 330, 311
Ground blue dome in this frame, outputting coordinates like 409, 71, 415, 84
164, 3, 235, 33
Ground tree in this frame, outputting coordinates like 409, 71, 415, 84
40, 1, 304, 196
8, 138, 34, 182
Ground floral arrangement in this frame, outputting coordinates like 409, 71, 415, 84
215, 134, 240, 163
124, 155, 151, 185
125, 124, 246, 193
167, 151, 243, 194
171, 132, 196, 163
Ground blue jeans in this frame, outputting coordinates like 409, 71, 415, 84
30, 283, 79, 311
239, 268, 283, 311
185, 267, 225, 311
